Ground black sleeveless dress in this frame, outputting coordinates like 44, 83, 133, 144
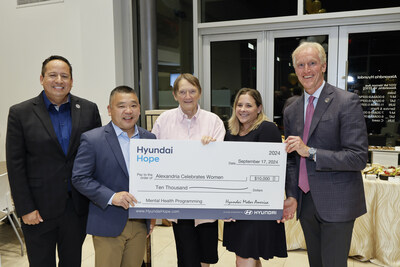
223, 121, 288, 260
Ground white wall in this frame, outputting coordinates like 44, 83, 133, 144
0, 0, 123, 161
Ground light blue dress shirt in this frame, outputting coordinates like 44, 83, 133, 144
303, 80, 325, 122
108, 122, 140, 205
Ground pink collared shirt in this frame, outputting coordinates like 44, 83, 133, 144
151, 105, 226, 226
152, 105, 225, 141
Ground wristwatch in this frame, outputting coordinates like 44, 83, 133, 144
308, 147, 317, 161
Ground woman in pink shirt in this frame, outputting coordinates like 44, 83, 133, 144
152, 73, 225, 267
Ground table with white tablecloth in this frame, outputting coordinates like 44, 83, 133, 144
285, 179, 400, 267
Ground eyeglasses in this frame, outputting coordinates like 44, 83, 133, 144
177, 89, 198, 96
45, 73, 71, 81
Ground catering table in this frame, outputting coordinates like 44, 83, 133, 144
285, 179, 400, 267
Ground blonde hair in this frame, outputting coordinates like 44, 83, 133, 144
292, 41, 326, 67
228, 88, 269, 135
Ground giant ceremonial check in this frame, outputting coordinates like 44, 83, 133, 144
129, 139, 287, 220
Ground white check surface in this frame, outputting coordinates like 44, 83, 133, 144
129, 139, 287, 220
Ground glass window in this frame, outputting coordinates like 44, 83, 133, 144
210, 40, 257, 126
304, 0, 399, 14
201, 0, 296, 23
347, 30, 400, 147
157, 0, 193, 109
274, 36, 328, 133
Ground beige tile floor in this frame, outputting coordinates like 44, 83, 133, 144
0, 221, 379, 267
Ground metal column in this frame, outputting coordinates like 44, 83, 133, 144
139, 0, 158, 125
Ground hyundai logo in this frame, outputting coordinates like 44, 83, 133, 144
244, 210, 253, 215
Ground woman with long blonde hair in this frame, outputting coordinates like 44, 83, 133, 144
223, 88, 290, 267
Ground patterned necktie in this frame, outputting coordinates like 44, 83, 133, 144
298, 96, 315, 193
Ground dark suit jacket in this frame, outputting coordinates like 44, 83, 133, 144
284, 83, 368, 222
71, 122, 156, 237
6, 92, 102, 219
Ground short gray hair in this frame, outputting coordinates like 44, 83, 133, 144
292, 41, 326, 67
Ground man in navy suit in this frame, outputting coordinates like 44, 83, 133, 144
72, 86, 156, 267
6, 55, 102, 267
284, 42, 368, 267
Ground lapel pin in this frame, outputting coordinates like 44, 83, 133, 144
325, 98, 330, 103
76, 104, 81, 109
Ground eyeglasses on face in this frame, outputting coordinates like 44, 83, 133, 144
177, 89, 198, 96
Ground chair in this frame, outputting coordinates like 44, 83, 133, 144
0, 173, 24, 256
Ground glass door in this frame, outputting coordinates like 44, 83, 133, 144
338, 23, 400, 147
201, 23, 399, 142
202, 32, 265, 126
267, 27, 339, 132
